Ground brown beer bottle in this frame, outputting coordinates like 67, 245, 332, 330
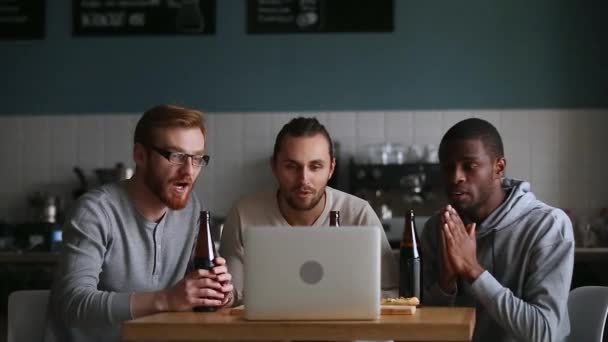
193, 210, 217, 312
399, 209, 421, 300
329, 210, 340, 227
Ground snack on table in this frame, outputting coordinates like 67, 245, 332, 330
381, 297, 420, 306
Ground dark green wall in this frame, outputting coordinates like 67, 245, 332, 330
1, 0, 606, 114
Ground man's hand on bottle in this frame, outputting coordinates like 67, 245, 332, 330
212, 257, 235, 307
160, 257, 234, 312
441, 205, 485, 284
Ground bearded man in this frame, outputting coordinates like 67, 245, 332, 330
220, 117, 398, 305
46, 105, 234, 342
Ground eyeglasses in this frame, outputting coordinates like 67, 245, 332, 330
147, 145, 210, 168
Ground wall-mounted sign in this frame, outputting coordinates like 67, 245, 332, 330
247, 0, 393, 34
0, 0, 45, 39
73, 0, 215, 35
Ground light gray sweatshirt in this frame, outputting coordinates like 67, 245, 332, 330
45, 182, 200, 342
421, 178, 574, 342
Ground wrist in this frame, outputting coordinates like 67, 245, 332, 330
153, 290, 169, 312
464, 263, 485, 283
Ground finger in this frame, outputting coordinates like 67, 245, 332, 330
440, 230, 451, 263
444, 214, 463, 241
214, 257, 226, 265
192, 277, 223, 290
441, 208, 450, 225
467, 222, 477, 239
216, 272, 232, 283
447, 206, 466, 230
219, 283, 234, 294
212, 265, 228, 275
193, 297, 224, 307
442, 223, 455, 246
198, 287, 226, 300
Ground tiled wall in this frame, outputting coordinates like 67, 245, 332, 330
0, 110, 606, 222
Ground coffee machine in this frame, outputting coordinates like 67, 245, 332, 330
349, 158, 446, 247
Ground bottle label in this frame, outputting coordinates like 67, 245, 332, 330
399, 258, 421, 299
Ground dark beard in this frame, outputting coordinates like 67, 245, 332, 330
285, 188, 325, 211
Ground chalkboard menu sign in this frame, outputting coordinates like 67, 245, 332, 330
0, 0, 45, 39
248, 0, 393, 34
73, 0, 215, 35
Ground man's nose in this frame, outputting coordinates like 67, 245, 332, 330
179, 157, 196, 174
297, 167, 310, 182
447, 165, 465, 184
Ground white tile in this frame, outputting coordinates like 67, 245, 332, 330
500, 111, 530, 142
22, 116, 52, 191
203, 113, 216, 159
384, 111, 414, 145
103, 114, 134, 169
356, 111, 385, 139
531, 181, 561, 208
413, 111, 443, 145
242, 113, 272, 138
77, 115, 105, 170
214, 114, 244, 166
528, 110, 559, 186
326, 112, 356, 138
194, 169, 215, 211
49, 115, 79, 197
504, 142, 531, 181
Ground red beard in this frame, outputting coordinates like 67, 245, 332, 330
145, 171, 194, 210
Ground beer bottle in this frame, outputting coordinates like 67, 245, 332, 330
329, 210, 340, 227
193, 210, 217, 312
399, 209, 421, 300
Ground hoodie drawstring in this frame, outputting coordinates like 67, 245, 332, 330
491, 231, 496, 275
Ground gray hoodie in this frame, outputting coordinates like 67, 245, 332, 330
421, 178, 574, 342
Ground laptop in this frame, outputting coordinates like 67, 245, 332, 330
243, 225, 381, 320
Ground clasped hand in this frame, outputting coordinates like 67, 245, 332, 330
440, 205, 484, 289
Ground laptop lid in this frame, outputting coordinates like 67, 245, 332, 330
243, 226, 381, 320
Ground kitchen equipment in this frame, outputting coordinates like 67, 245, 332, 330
94, 162, 133, 185
73, 163, 133, 198
367, 143, 406, 165
349, 159, 445, 221
27, 192, 60, 224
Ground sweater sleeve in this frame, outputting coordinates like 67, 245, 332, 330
219, 205, 245, 306
470, 218, 574, 342
51, 196, 132, 328
420, 215, 458, 306
358, 204, 399, 298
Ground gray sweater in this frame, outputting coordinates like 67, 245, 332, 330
46, 182, 200, 342
421, 179, 574, 342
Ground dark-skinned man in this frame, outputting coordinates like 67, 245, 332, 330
421, 118, 574, 342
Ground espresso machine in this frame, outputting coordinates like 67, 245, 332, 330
348, 157, 446, 247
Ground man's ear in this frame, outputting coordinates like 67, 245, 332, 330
328, 157, 336, 180
133, 143, 146, 167
495, 157, 506, 179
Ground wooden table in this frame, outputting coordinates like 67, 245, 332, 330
122, 307, 475, 341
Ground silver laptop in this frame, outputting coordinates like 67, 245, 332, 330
243, 225, 381, 320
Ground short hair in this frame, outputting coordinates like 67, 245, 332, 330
134, 104, 206, 145
272, 117, 334, 161
439, 118, 504, 160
